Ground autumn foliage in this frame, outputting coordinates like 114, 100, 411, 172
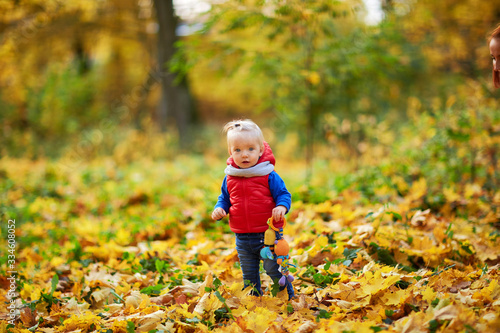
2, 0, 500, 331
1, 100, 500, 332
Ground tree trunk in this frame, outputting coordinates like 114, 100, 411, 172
73, 36, 90, 75
153, 0, 195, 146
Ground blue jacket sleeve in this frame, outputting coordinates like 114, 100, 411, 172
214, 176, 231, 213
268, 171, 292, 213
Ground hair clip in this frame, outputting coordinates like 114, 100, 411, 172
234, 123, 240, 127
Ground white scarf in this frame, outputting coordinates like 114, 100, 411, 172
224, 161, 274, 177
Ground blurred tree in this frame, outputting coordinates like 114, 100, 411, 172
153, 0, 195, 146
0, 0, 146, 147
382, 0, 500, 77
177, 0, 423, 178
0, 0, 196, 154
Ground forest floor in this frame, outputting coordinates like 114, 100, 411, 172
1, 156, 499, 332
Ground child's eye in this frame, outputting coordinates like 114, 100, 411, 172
235, 149, 240, 152
249, 148, 254, 151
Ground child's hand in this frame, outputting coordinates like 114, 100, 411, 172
212, 208, 227, 220
272, 205, 287, 222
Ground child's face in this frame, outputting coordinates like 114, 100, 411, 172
228, 132, 263, 169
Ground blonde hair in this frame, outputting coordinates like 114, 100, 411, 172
223, 119, 264, 146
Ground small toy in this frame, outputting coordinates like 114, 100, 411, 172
260, 222, 277, 260
260, 217, 296, 286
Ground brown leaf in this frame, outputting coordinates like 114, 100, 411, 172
223, 250, 240, 264
20, 307, 38, 328
150, 293, 174, 305
123, 192, 149, 207
56, 277, 71, 292
449, 280, 471, 293
410, 209, 430, 227
310, 251, 336, 266
198, 253, 215, 265
136, 310, 165, 332
433, 304, 458, 321
175, 294, 188, 304
125, 290, 143, 308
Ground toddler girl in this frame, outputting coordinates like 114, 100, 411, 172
212, 119, 294, 299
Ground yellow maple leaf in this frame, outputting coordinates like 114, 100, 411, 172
421, 286, 436, 304
0, 321, 9, 333
228, 281, 252, 299
114, 281, 131, 296
331, 282, 359, 302
382, 288, 408, 306
19, 284, 41, 301
243, 306, 278, 333
62, 312, 102, 331
360, 270, 400, 297
193, 292, 224, 322
443, 187, 461, 203
109, 320, 129, 333
115, 228, 131, 246
50, 256, 65, 268
307, 235, 329, 257
473, 279, 500, 303
215, 321, 245, 332
407, 178, 427, 202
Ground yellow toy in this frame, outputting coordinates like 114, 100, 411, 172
260, 223, 277, 260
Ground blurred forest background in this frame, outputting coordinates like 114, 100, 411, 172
1, 2, 500, 331
1, 0, 499, 195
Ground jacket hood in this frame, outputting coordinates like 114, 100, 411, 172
226, 141, 276, 168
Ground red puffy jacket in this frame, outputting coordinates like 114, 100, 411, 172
226, 142, 284, 233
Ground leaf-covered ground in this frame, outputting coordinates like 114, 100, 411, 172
1, 155, 499, 332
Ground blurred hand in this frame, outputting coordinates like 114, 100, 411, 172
272, 205, 287, 222
212, 208, 227, 220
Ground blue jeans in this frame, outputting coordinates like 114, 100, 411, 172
235, 232, 295, 300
